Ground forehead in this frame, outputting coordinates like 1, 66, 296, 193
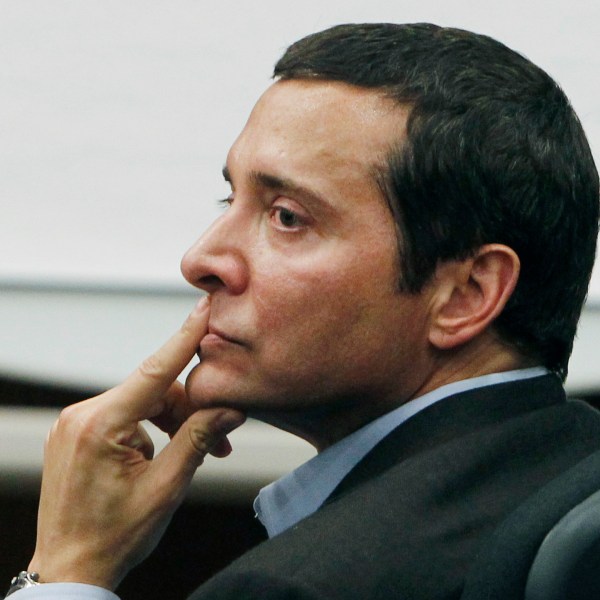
226, 80, 407, 194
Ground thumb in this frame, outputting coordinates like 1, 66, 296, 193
151, 408, 246, 491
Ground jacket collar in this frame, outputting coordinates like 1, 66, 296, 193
328, 373, 565, 502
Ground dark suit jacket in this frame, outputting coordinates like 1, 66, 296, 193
190, 375, 600, 599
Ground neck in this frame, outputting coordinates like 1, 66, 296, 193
417, 332, 537, 397
252, 334, 533, 451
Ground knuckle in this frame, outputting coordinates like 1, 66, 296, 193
188, 427, 216, 457
57, 402, 78, 422
137, 354, 166, 382
55, 402, 106, 444
55, 403, 86, 433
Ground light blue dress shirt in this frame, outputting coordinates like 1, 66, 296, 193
9, 584, 119, 600
10, 366, 548, 600
254, 366, 549, 538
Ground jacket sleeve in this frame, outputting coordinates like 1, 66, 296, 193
189, 571, 329, 600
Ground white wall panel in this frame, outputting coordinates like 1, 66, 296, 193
1, 1, 599, 390
1, 0, 598, 289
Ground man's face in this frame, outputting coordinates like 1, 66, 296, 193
182, 80, 435, 444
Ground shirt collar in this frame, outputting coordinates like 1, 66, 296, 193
254, 367, 549, 538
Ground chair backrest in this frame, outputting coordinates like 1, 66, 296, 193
525, 486, 600, 600
460, 448, 600, 600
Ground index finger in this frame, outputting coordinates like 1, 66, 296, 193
104, 296, 210, 422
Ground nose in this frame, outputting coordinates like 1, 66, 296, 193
180, 212, 249, 296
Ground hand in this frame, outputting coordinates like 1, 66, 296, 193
28, 297, 245, 590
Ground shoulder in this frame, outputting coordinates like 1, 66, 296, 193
191, 385, 600, 600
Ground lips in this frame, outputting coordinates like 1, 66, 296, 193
196, 321, 247, 360
206, 324, 240, 344
197, 324, 246, 357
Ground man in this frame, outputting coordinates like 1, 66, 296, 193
9, 22, 600, 600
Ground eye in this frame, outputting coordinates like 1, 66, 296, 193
274, 207, 301, 228
270, 205, 308, 230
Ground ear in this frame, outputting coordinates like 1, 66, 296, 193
428, 244, 520, 350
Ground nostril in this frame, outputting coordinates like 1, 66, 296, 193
198, 274, 224, 291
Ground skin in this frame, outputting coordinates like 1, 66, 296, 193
181, 81, 433, 449
181, 80, 523, 449
28, 79, 525, 589
29, 299, 245, 589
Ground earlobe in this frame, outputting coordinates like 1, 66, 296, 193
429, 244, 520, 350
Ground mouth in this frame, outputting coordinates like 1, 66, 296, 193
197, 324, 244, 358
208, 324, 241, 343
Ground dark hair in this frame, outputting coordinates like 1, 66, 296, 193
274, 23, 599, 379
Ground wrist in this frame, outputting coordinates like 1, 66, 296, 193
28, 555, 119, 591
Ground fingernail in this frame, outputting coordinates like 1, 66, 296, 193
192, 296, 210, 315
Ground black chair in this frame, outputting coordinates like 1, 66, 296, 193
525, 486, 600, 600
460, 449, 600, 600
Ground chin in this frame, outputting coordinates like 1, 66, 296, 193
185, 361, 311, 414
185, 363, 252, 410
185, 364, 223, 407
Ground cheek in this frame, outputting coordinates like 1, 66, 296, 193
251, 258, 382, 361
248, 226, 403, 361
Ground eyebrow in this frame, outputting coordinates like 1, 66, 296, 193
222, 165, 233, 184
222, 165, 334, 214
